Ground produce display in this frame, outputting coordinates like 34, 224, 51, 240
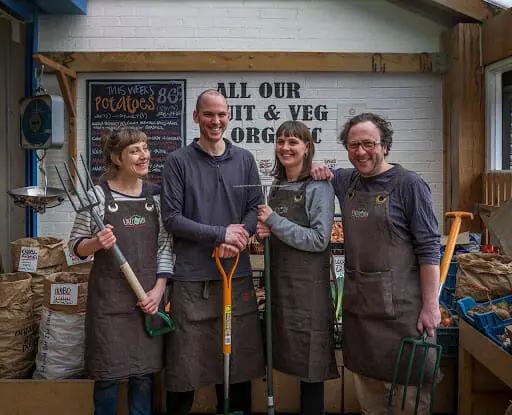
467, 300, 512, 320
439, 305, 457, 327
331, 222, 344, 243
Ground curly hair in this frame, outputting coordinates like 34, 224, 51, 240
338, 113, 393, 156
100, 127, 148, 180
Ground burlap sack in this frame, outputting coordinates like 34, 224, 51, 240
43, 272, 89, 314
0, 315, 39, 378
0, 273, 33, 316
0, 273, 38, 379
29, 264, 63, 318
11, 237, 66, 271
455, 253, 512, 301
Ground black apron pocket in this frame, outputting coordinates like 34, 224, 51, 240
343, 269, 396, 320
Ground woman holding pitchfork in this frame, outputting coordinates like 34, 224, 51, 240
68, 127, 173, 415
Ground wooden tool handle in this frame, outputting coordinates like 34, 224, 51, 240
120, 263, 147, 301
440, 211, 474, 285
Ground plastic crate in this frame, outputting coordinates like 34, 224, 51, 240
440, 287, 457, 312
457, 295, 512, 330
436, 326, 459, 358
444, 259, 458, 290
437, 301, 459, 358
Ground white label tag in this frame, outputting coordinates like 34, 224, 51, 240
50, 284, 79, 305
64, 247, 92, 266
18, 247, 39, 272
333, 255, 345, 280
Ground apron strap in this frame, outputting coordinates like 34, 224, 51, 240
100, 181, 120, 213
144, 182, 156, 212
294, 177, 312, 203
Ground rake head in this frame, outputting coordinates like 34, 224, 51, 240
54, 155, 101, 216
388, 332, 442, 415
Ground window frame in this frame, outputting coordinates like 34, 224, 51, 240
485, 56, 512, 170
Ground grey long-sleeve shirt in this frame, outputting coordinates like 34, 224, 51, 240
266, 180, 335, 252
161, 138, 263, 281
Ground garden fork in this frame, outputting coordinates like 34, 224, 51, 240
55, 155, 175, 337
388, 211, 473, 414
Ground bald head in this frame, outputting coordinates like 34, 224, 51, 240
195, 89, 227, 111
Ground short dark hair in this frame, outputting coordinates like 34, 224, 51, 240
195, 89, 227, 111
339, 112, 393, 156
270, 120, 315, 181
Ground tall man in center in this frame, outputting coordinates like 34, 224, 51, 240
161, 89, 265, 415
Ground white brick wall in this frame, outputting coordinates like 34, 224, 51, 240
35, 0, 445, 238
40, 72, 443, 238
38, 0, 444, 53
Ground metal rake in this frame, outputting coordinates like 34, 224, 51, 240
55, 154, 175, 337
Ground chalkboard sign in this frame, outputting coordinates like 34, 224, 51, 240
87, 80, 186, 184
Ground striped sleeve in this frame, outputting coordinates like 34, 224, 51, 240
68, 185, 106, 257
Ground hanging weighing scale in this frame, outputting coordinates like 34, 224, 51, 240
7, 67, 67, 213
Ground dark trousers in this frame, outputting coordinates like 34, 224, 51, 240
166, 381, 252, 415
93, 374, 152, 415
300, 380, 324, 415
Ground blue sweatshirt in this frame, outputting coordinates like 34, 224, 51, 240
161, 138, 263, 281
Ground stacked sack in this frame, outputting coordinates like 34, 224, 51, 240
33, 271, 89, 379
0, 273, 38, 378
11, 237, 67, 319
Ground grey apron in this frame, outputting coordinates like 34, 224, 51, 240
268, 179, 339, 383
165, 275, 265, 392
342, 166, 437, 386
85, 183, 164, 381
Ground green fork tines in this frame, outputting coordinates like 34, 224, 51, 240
388, 332, 442, 415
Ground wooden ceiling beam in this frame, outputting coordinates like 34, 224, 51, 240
482, 6, 512, 65
40, 51, 442, 73
425, 0, 495, 21
387, 0, 496, 25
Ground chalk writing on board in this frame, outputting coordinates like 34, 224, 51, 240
87, 80, 186, 184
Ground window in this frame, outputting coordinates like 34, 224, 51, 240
485, 57, 512, 170
502, 71, 512, 169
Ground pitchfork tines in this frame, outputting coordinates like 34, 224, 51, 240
388, 331, 442, 414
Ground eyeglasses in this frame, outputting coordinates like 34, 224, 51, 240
345, 140, 382, 152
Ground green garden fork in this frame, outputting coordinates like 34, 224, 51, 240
388, 331, 442, 414
388, 211, 473, 414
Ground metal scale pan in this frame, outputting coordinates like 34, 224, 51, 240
8, 186, 66, 213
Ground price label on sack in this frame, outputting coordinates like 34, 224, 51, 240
50, 284, 79, 305
18, 247, 39, 272
333, 255, 345, 280
64, 247, 92, 266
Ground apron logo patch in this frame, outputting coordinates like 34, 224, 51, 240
351, 208, 369, 219
123, 215, 146, 227
274, 205, 288, 216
